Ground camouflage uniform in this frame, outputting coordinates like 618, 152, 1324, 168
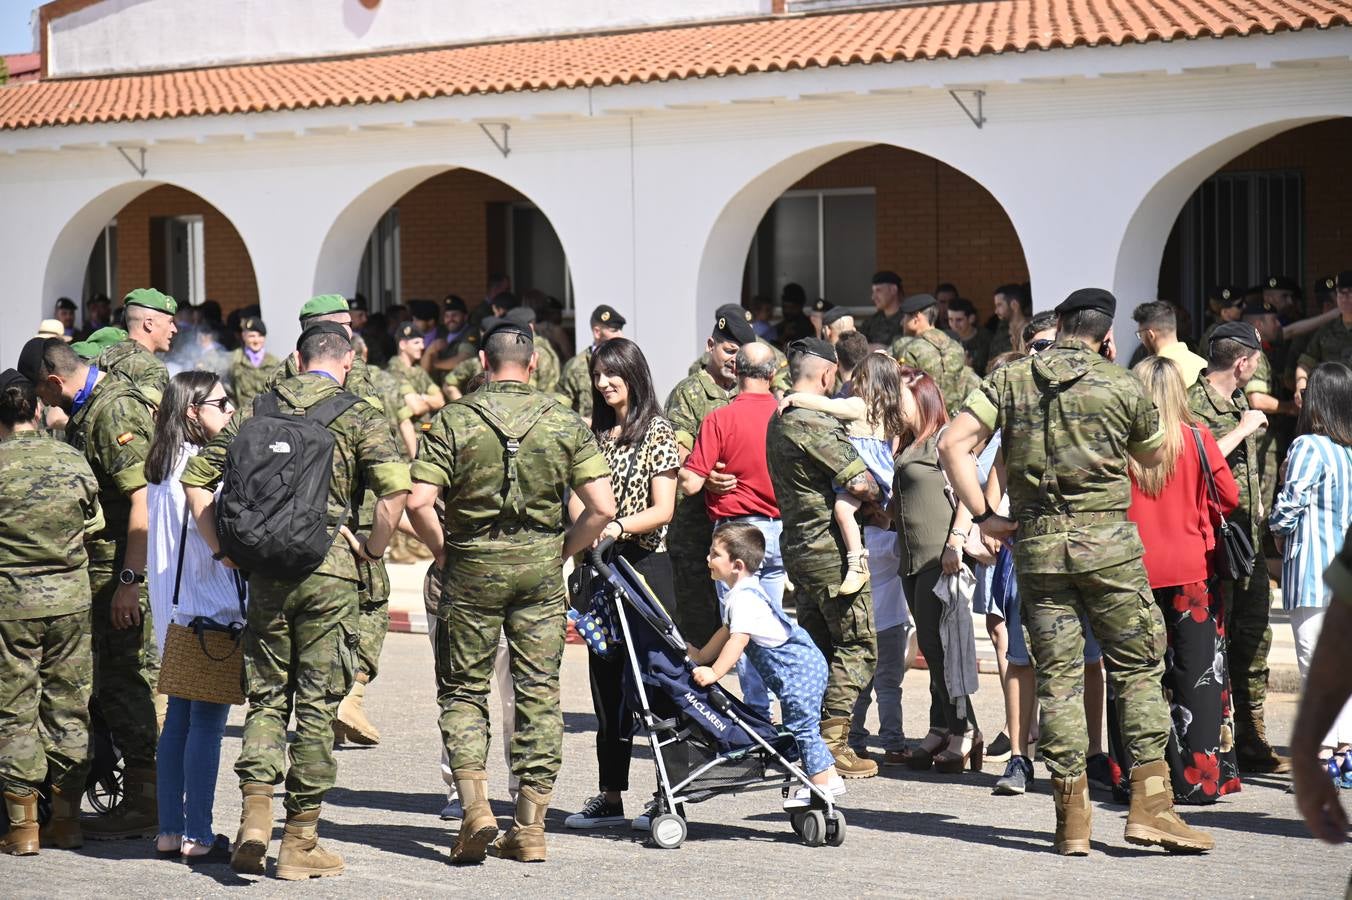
664, 368, 732, 646
1297, 318, 1352, 371
0, 431, 102, 796
1245, 349, 1287, 517
889, 328, 978, 415
963, 340, 1169, 779
446, 356, 544, 397
766, 406, 876, 718
988, 319, 1015, 358
386, 356, 440, 424
227, 348, 279, 413
1188, 375, 1272, 724
688, 338, 791, 393
533, 335, 561, 395
558, 348, 593, 417
859, 309, 905, 347
65, 374, 159, 770
95, 340, 169, 406
183, 373, 410, 813
412, 380, 609, 790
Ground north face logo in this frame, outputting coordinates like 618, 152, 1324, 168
268, 441, 292, 454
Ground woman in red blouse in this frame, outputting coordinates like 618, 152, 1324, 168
1126, 356, 1242, 803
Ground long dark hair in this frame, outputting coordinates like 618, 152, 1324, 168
850, 353, 906, 441
1298, 362, 1352, 448
0, 377, 38, 429
146, 371, 219, 484
590, 338, 663, 447
897, 366, 949, 448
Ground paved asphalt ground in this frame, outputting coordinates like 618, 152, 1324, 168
14, 634, 1348, 898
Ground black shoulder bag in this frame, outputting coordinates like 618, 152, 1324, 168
1190, 425, 1254, 580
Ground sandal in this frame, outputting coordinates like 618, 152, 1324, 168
182, 834, 233, 865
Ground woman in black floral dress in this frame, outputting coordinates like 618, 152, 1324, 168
564, 337, 680, 828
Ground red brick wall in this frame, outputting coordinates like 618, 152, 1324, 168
787, 145, 1030, 318
393, 168, 525, 307
112, 185, 259, 313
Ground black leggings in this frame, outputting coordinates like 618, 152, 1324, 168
590, 543, 676, 793
905, 566, 978, 737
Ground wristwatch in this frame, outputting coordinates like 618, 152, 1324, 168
118, 568, 146, 586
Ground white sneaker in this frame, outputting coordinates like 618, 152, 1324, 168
440, 796, 463, 820
783, 775, 846, 810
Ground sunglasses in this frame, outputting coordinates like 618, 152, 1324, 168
1028, 338, 1055, 353
196, 396, 234, 412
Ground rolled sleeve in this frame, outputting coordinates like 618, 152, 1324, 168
1245, 377, 1270, 396
1128, 425, 1167, 455
571, 453, 612, 488
180, 454, 221, 490
832, 456, 867, 488
963, 389, 999, 432
368, 461, 412, 497
112, 465, 148, 495
410, 459, 450, 488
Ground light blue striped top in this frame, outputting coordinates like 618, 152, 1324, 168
1270, 434, 1352, 609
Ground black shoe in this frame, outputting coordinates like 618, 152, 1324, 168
182, 834, 233, 866
564, 794, 626, 829
1086, 753, 1116, 793
993, 756, 1034, 795
986, 732, 1012, 764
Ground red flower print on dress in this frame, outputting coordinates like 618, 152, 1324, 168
1173, 583, 1211, 624
1184, 751, 1221, 796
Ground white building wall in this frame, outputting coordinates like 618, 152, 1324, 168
4, 29, 1351, 394
47, 0, 771, 77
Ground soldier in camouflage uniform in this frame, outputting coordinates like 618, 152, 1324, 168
19, 337, 161, 840
859, 271, 906, 347
228, 316, 279, 413
666, 309, 757, 646
0, 368, 102, 855
889, 293, 979, 415
407, 318, 614, 864
184, 322, 410, 879
559, 305, 627, 419
1296, 270, 1352, 396
766, 337, 881, 779
70, 326, 128, 362
387, 323, 446, 426
1190, 321, 1289, 774
940, 288, 1212, 855
96, 288, 177, 406
501, 307, 561, 395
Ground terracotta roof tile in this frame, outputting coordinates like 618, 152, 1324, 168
1, 0, 1348, 130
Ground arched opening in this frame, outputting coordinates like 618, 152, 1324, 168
315, 166, 573, 369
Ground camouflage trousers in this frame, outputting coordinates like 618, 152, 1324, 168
791, 563, 877, 720
0, 612, 92, 795
1018, 559, 1169, 779
667, 500, 721, 646
89, 560, 158, 769
1219, 549, 1273, 715
434, 545, 565, 792
355, 557, 390, 681
235, 572, 360, 815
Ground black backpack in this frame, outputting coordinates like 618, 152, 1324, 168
216, 390, 361, 577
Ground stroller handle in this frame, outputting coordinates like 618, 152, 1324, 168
589, 536, 618, 578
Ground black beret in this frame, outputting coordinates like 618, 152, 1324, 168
1313, 276, 1336, 296
240, 316, 267, 335
481, 317, 533, 343
711, 309, 756, 346
787, 337, 837, 365
408, 299, 439, 321
55, 298, 77, 311
17, 337, 54, 384
1211, 286, 1244, 308
821, 307, 853, 327
1243, 298, 1276, 317
1209, 322, 1261, 350
296, 321, 352, 351
715, 303, 753, 324
394, 323, 421, 342
590, 304, 626, 328
1337, 271, 1352, 290
1264, 275, 1300, 294
348, 295, 369, 312
1055, 288, 1116, 318
871, 271, 903, 288
899, 293, 938, 315
810, 298, 834, 313
490, 292, 521, 312
443, 295, 468, 313
505, 306, 536, 327
781, 283, 807, 305
0, 368, 29, 392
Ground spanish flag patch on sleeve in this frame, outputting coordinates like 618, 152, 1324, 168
116, 432, 136, 446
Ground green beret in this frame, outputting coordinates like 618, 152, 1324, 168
73, 327, 129, 359
124, 288, 178, 315
299, 294, 350, 321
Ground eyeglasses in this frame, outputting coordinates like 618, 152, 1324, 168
196, 396, 234, 412
1028, 339, 1055, 353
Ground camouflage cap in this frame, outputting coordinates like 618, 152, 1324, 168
298, 294, 350, 321
124, 287, 178, 315
71, 326, 128, 360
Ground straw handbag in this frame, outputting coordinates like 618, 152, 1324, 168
157, 507, 248, 706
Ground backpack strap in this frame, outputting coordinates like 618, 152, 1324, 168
460, 394, 554, 525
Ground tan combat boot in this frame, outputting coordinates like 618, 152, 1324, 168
334, 673, 380, 746
821, 717, 878, 779
1124, 760, 1214, 853
84, 765, 157, 840
491, 784, 550, 863
1, 791, 40, 856
230, 782, 275, 875
450, 770, 499, 864
40, 785, 83, 849
1234, 705, 1291, 774
1051, 773, 1091, 856
275, 808, 344, 881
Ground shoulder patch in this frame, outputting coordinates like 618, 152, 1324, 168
116, 432, 135, 446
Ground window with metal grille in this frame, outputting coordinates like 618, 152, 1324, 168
357, 208, 401, 311
1160, 170, 1303, 339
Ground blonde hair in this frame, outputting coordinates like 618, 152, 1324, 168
1129, 356, 1194, 497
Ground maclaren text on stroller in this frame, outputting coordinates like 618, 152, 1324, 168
581, 539, 846, 849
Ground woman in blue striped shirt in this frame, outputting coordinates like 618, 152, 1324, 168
1270, 362, 1352, 773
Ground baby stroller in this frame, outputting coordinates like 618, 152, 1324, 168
581, 539, 846, 850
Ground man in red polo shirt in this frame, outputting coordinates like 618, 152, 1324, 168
679, 341, 784, 718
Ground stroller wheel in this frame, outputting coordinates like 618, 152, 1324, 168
789, 811, 808, 837
86, 760, 125, 815
826, 810, 846, 847
799, 810, 826, 847
649, 813, 687, 850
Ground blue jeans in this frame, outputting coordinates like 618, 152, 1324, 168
157, 696, 230, 844
715, 516, 784, 719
